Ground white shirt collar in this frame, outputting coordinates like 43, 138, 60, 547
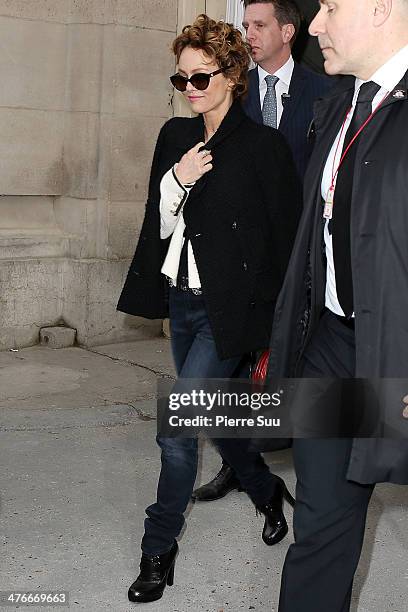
355, 43, 408, 95
257, 55, 294, 88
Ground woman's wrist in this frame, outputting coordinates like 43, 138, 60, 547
173, 164, 195, 188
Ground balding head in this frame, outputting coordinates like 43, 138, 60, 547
309, 0, 408, 79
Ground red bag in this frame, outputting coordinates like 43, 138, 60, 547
251, 349, 270, 383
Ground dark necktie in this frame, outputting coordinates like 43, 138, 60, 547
332, 81, 381, 317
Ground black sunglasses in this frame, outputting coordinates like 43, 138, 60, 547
170, 69, 224, 92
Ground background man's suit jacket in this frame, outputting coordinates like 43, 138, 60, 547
242, 63, 331, 180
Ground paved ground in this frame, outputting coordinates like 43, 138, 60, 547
0, 338, 407, 612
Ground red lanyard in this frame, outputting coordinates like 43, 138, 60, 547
323, 91, 390, 219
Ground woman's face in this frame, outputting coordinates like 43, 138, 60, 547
177, 46, 234, 115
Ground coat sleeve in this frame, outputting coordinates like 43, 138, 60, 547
253, 128, 303, 283
143, 120, 170, 213
117, 120, 173, 318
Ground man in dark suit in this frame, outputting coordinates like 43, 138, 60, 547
242, 0, 331, 179
192, 0, 330, 504
266, 0, 408, 609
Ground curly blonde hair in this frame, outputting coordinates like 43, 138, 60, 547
172, 14, 251, 99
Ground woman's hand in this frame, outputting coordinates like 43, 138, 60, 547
175, 142, 213, 184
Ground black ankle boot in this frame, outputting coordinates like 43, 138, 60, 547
191, 462, 243, 502
128, 541, 178, 603
256, 478, 295, 546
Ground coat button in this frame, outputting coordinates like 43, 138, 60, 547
249, 301, 256, 308
242, 262, 248, 271
232, 221, 237, 230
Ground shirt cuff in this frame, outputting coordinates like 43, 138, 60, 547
172, 164, 196, 215
160, 166, 189, 216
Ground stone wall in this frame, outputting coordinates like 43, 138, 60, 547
0, 0, 226, 350
0, 0, 178, 348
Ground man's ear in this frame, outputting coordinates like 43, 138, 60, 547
373, 0, 392, 26
282, 23, 295, 45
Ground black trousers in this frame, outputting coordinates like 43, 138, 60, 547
279, 310, 374, 612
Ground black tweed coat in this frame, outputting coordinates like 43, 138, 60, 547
118, 100, 302, 360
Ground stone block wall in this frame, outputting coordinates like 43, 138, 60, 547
0, 0, 226, 349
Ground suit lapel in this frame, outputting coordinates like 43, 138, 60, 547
306, 81, 355, 314
308, 79, 355, 191
279, 63, 307, 133
375, 70, 408, 110
244, 69, 263, 124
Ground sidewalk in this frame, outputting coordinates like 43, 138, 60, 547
0, 339, 407, 612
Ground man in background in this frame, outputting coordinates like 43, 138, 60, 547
242, 0, 330, 179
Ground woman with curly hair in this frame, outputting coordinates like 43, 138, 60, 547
118, 14, 302, 604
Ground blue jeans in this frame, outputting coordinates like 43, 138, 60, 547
142, 288, 277, 555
